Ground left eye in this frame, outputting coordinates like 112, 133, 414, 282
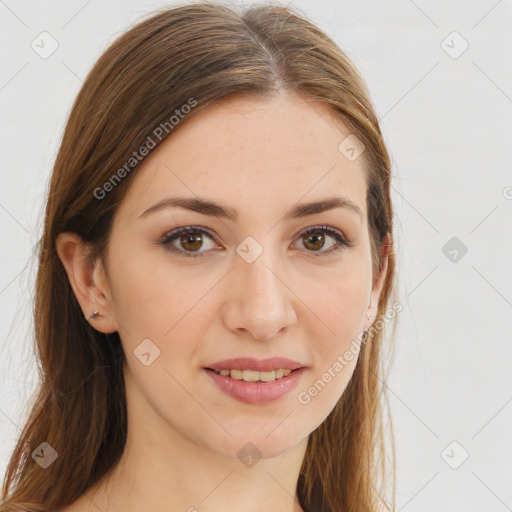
298, 226, 352, 255
159, 225, 353, 258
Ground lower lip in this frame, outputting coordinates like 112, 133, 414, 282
203, 368, 306, 404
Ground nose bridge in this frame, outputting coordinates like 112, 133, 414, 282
240, 247, 281, 299
223, 236, 296, 339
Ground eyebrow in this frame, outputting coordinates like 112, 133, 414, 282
138, 195, 363, 222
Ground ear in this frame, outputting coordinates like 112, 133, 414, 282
365, 232, 392, 330
55, 232, 118, 334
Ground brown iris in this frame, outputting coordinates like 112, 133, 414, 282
179, 232, 203, 252
302, 231, 325, 251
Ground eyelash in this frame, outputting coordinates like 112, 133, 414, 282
158, 225, 354, 259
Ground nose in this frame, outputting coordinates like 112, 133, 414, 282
222, 248, 297, 341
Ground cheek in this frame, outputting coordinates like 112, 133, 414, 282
298, 265, 371, 339
107, 247, 220, 390
106, 244, 198, 351
294, 270, 369, 412
297, 303, 364, 422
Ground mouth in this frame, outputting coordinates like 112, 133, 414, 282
203, 367, 303, 383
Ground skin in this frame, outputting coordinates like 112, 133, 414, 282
56, 92, 389, 512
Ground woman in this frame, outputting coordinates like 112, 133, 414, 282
0, 2, 398, 511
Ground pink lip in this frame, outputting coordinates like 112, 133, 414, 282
203, 367, 307, 404
204, 357, 304, 372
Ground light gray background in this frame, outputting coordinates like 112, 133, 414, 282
1, 0, 511, 510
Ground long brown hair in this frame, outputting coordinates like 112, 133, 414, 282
1, 2, 398, 511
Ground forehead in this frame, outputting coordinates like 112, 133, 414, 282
118, 93, 368, 222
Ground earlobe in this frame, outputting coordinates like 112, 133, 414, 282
55, 232, 118, 333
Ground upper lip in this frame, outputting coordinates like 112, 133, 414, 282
204, 357, 305, 372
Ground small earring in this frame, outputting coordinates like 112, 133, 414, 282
366, 310, 373, 321
87, 310, 100, 321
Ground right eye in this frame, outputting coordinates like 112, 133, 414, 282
159, 226, 220, 258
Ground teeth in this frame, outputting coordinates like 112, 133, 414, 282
230, 369, 243, 380
213, 368, 294, 381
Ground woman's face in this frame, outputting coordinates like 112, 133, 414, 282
99, 93, 387, 460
